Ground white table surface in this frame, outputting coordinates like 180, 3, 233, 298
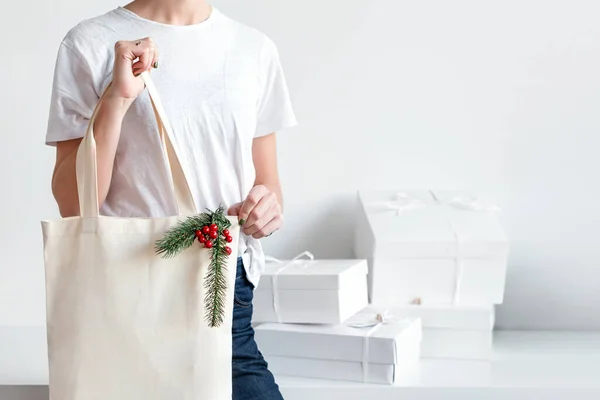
1, 327, 600, 399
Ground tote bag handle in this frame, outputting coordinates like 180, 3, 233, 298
75, 71, 197, 218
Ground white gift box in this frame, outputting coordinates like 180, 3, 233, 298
365, 304, 494, 360
255, 315, 422, 384
354, 190, 509, 306
422, 327, 492, 360
253, 254, 369, 324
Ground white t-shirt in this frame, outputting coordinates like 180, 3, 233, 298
46, 6, 297, 287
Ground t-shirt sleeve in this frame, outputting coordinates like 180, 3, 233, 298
45, 42, 99, 146
254, 38, 297, 138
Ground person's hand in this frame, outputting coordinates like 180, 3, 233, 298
106, 37, 159, 103
228, 185, 283, 239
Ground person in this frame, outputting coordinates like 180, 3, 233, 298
46, 1, 296, 399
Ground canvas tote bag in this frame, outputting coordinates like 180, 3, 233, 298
41, 72, 239, 400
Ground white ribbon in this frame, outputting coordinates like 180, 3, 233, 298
381, 191, 499, 306
383, 192, 428, 216
264, 251, 315, 323
346, 311, 409, 383
428, 190, 501, 213
384, 190, 500, 215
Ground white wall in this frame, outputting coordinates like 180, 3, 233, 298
1, 0, 599, 330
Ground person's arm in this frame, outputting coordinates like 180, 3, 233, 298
51, 38, 159, 217
252, 132, 283, 207
51, 97, 131, 217
229, 133, 283, 238
227, 37, 296, 238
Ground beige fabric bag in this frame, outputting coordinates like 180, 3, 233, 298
41, 72, 239, 400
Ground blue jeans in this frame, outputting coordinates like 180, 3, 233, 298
233, 257, 284, 400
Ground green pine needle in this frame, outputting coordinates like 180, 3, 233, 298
155, 205, 233, 328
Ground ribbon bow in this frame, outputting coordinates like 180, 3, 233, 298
385, 191, 500, 216
346, 310, 406, 328
265, 251, 315, 323
429, 191, 500, 212
264, 251, 314, 266
384, 192, 428, 216
346, 310, 409, 383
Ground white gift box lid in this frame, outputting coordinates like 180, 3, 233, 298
255, 317, 421, 365
358, 190, 509, 259
257, 259, 368, 291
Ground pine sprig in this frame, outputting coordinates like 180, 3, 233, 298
202, 205, 232, 327
154, 205, 233, 328
204, 230, 228, 327
154, 214, 210, 258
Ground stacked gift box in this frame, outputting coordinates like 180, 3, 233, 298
252, 190, 509, 384
252, 253, 370, 324
255, 315, 421, 384
355, 190, 508, 361
253, 253, 421, 384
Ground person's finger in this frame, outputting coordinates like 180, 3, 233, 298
132, 48, 153, 74
227, 202, 243, 217
115, 38, 154, 63
238, 186, 269, 226
244, 192, 277, 230
251, 213, 283, 239
143, 47, 156, 71
243, 206, 276, 237
151, 46, 159, 69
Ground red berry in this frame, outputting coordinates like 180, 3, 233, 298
225, 246, 232, 255
199, 235, 206, 243
202, 226, 210, 235
209, 231, 218, 239
205, 241, 213, 249
225, 235, 233, 243
223, 229, 230, 237
210, 223, 218, 231
195, 230, 202, 238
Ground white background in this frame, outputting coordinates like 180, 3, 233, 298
0, 0, 599, 330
